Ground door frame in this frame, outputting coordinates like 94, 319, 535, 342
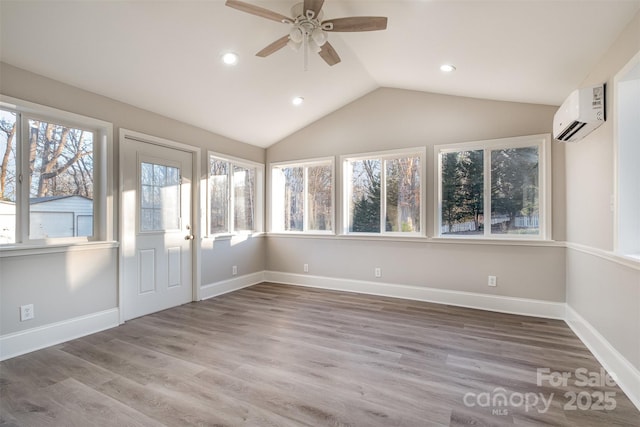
118, 128, 202, 324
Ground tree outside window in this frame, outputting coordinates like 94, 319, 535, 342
1, 109, 95, 242
208, 154, 261, 235
271, 160, 333, 233
346, 152, 422, 235
438, 135, 548, 239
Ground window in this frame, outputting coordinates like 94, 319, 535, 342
0, 96, 111, 245
208, 153, 263, 235
140, 161, 180, 232
615, 51, 640, 258
437, 134, 550, 239
344, 149, 423, 235
271, 158, 333, 233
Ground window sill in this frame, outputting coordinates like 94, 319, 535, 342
0, 241, 120, 258
206, 232, 265, 241
267, 233, 561, 247
429, 237, 560, 247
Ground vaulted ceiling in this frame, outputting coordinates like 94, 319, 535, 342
1, 1, 639, 147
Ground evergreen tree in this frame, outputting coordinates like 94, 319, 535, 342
351, 175, 381, 232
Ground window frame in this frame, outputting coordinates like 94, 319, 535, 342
206, 151, 264, 237
269, 157, 335, 235
0, 95, 113, 248
435, 134, 552, 241
614, 49, 640, 260
341, 147, 426, 237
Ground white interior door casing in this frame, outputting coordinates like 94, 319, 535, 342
121, 137, 194, 321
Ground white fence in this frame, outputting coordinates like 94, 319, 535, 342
442, 214, 539, 234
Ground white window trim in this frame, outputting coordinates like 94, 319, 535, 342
269, 156, 335, 235
0, 94, 114, 252
614, 49, 640, 259
434, 133, 552, 241
341, 147, 426, 237
207, 151, 264, 238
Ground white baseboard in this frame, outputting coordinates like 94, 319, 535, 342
264, 271, 566, 319
0, 308, 119, 361
565, 305, 640, 411
199, 271, 265, 301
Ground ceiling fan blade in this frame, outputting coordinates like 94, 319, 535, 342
303, 0, 325, 18
225, 0, 290, 23
318, 42, 341, 66
256, 35, 290, 57
323, 16, 388, 32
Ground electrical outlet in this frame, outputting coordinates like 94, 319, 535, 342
232, 265, 237, 276
303, 263, 309, 273
375, 267, 381, 278
488, 275, 497, 287
20, 304, 34, 321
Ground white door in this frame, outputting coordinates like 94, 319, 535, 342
121, 138, 194, 321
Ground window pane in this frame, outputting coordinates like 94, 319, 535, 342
283, 167, 304, 231
491, 146, 539, 235
28, 119, 94, 239
386, 156, 421, 232
617, 64, 640, 256
233, 165, 255, 232
162, 166, 180, 230
209, 159, 228, 234
139, 161, 180, 232
0, 110, 17, 243
307, 164, 332, 231
349, 159, 381, 233
440, 150, 484, 235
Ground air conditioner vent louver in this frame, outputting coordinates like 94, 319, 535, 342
556, 121, 587, 141
553, 84, 605, 142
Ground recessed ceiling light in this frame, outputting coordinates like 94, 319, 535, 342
292, 96, 304, 106
222, 52, 239, 65
440, 64, 456, 73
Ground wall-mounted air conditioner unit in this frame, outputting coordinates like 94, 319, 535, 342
553, 84, 605, 142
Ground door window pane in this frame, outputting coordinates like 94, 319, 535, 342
491, 146, 539, 235
140, 162, 180, 232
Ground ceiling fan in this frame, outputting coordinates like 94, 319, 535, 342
225, 0, 388, 68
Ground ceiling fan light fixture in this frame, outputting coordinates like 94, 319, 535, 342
311, 27, 327, 46
289, 26, 304, 43
221, 52, 239, 65
225, 0, 388, 68
287, 38, 302, 51
309, 40, 321, 53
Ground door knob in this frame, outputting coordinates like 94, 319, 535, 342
185, 224, 194, 240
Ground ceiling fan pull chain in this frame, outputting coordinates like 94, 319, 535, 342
303, 30, 309, 71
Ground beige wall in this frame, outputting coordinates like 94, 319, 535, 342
0, 62, 266, 335
266, 88, 566, 302
1, 248, 117, 335
267, 237, 566, 302
565, 12, 640, 371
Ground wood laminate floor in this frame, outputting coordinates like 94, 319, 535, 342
1, 283, 638, 426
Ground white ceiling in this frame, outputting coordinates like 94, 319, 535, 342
1, 1, 639, 147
